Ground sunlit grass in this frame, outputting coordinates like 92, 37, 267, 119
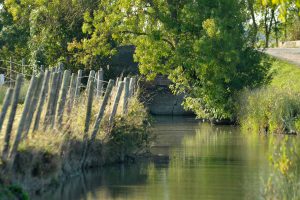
238, 58, 300, 134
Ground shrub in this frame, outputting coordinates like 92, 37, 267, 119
238, 87, 300, 134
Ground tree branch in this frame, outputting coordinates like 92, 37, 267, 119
119, 30, 176, 50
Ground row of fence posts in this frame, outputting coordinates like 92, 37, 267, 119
0, 66, 137, 169
0, 58, 43, 86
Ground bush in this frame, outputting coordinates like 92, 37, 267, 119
238, 87, 300, 134
107, 96, 152, 162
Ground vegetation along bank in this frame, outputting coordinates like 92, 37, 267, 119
0, 68, 151, 198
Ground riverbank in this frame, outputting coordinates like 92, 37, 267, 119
238, 57, 300, 134
0, 70, 152, 199
0, 93, 151, 198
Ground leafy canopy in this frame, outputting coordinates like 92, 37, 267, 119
76, 0, 270, 120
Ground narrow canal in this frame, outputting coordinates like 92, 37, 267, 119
34, 116, 276, 200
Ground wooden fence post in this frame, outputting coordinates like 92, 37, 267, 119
8, 76, 38, 166
0, 88, 13, 133
67, 73, 77, 114
56, 70, 71, 127
84, 79, 94, 134
33, 70, 50, 131
75, 70, 82, 98
97, 68, 103, 97
123, 77, 130, 115
129, 77, 136, 97
51, 71, 62, 127
87, 70, 95, 91
2, 75, 23, 161
9, 57, 12, 88
90, 79, 114, 141
109, 81, 124, 124
21, 58, 25, 75
81, 78, 95, 167
44, 72, 59, 127
23, 72, 44, 137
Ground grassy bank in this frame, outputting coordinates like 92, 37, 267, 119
238, 58, 300, 134
0, 87, 151, 196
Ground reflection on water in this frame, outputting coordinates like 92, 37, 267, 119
33, 116, 299, 200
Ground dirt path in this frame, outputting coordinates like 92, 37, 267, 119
265, 48, 300, 66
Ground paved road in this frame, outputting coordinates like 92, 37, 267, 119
265, 48, 300, 66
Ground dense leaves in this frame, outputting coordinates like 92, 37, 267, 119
75, 0, 270, 120
0, 0, 299, 120
1, 0, 99, 68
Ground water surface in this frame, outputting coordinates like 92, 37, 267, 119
34, 116, 274, 200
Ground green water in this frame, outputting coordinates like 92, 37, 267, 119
35, 116, 277, 200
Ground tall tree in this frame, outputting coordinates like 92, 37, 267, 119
3, 0, 99, 68
74, 0, 270, 120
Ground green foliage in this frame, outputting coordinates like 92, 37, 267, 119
108, 96, 152, 161
238, 58, 300, 134
0, 184, 29, 200
76, 0, 270, 120
238, 86, 300, 134
0, 82, 29, 105
1, 0, 100, 69
263, 136, 300, 199
0, 1, 30, 65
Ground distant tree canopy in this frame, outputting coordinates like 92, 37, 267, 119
246, 0, 300, 47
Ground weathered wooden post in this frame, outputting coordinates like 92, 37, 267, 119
86, 70, 95, 91
90, 79, 114, 141
9, 57, 12, 88
21, 58, 25, 75
51, 70, 62, 125
58, 62, 64, 72
56, 70, 71, 126
109, 81, 124, 124
2, 75, 23, 160
129, 77, 136, 97
123, 77, 130, 115
0, 88, 13, 133
67, 73, 77, 114
84, 79, 94, 134
23, 72, 44, 137
81, 78, 95, 167
9, 76, 38, 168
97, 68, 103, 97
44, 72, 59, 127
75, 70, 82, 98
33, 70, 50, 131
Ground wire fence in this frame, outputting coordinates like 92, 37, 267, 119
0, 58, 40, 86
0, 58, 111, 96
0, 66, 138, 170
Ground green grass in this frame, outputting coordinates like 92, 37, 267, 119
238, 58, 300, 134
0, 82, 29, 105
270, 59, 300, 91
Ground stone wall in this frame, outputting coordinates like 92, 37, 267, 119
143, 75, 194, 116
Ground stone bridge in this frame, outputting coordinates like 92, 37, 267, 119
143, 75, 193, 116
